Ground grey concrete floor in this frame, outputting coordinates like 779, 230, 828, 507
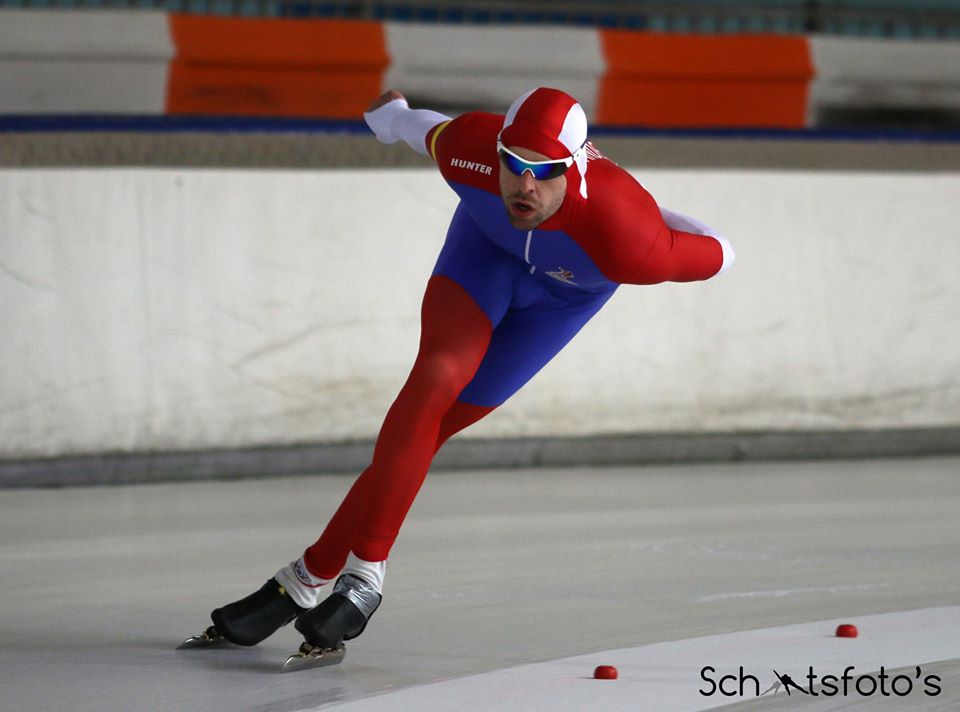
1, 456, 958, 711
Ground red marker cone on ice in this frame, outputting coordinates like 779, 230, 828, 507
594, 665, 618, 679
836, 624, 858, 638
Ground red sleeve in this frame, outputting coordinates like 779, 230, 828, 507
584, 162, 724, 285
428, 112, 503, 191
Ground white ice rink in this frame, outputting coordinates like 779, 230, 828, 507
2, 456, 959, 711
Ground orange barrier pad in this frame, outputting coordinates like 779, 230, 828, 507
166, 16, 388, 118
598, 32, 814, 128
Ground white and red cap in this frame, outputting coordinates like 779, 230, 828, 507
499, 87, 590, 198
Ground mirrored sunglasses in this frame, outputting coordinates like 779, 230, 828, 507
497, 141, 575, 181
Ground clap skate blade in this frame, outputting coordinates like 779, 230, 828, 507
281, 642, 346, 672
176, 625, 228, 650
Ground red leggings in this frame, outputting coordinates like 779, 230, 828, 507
304, 275, 495, 577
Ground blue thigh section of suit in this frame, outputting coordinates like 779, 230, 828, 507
432, 203, 617, 408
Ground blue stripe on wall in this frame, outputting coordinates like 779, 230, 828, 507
2, 114, 960, 143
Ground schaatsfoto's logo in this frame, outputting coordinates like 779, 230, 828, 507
700, 665, 942, 699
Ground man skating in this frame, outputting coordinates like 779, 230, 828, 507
181, 87, 734, 670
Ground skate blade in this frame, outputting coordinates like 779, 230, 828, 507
280, 642, 346, 672
176, 625, 227, 650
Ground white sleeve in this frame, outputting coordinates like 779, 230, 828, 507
660, 206, 735, 275
363, 98, 451, 156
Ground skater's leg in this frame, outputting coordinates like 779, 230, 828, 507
298, 468, 372, 584
287, 284, 618, 660
350, 264, 515, 561
302, 400, 493, 573
186, 381, 499, 649
282, 401, 496, 658
192, 208, 516, 652
300, 206, 521, 587
303, 274, 494, 579
299, 282, 615, 588
289, 284, 617, 656
300, 280, 613, 580
283, 399, 493, 607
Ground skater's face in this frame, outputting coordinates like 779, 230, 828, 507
498, 146, 567, 231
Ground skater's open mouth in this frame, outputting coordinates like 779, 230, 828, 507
510, 200, 535, 217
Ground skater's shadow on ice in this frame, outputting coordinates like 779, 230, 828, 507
174, 644, 297, 673
0, 633, 177, 657
1, 633, 287, 674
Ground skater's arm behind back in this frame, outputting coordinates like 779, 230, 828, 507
580, 161, 734, 285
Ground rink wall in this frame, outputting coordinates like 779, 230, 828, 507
3, 9, 960, 127
2, 163, 959, 468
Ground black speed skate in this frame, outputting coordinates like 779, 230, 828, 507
281, 574, 382, 672
177, 578, 305, 649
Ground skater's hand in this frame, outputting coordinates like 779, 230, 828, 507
367, 90, 405, 112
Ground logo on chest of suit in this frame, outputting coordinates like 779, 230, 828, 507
545, 267, 577, 285
451, 158, 493, 175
